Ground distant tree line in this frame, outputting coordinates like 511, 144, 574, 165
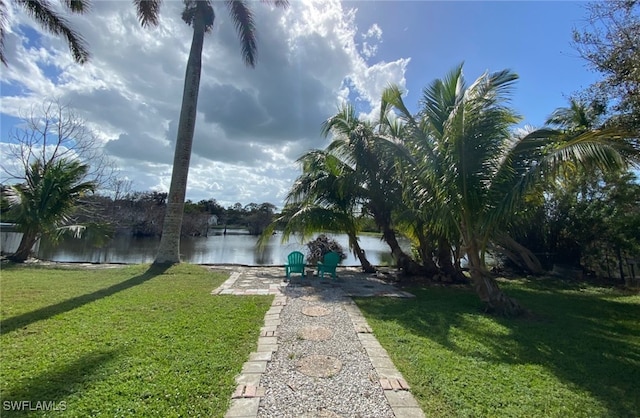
67, 193, 278, 238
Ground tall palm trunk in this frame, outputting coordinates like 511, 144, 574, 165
10, 229, 38, 262
465, 233, 525, 316
380, 224, 424, 275
414, 228, 439, 275
495, 233, 545, 274
154, 13, 205, 264
437, 237, 466, 282
348, 232, 375, 273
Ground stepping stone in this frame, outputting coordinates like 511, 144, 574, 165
296, 355, 342, 377
300, 410, 342, 417
298, 326, 333, 341
302, 306, 331, 317
301, 294, 322, 302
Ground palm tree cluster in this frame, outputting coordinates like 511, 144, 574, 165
272, 64, 637, 316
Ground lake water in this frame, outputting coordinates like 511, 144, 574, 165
25, 230, 410, 266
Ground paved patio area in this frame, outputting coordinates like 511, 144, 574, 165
211, 265, 416, 298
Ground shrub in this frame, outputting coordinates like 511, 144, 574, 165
305, 234, 346, 264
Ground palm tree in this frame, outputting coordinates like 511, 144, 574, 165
133, 0, 288, 264
260, 149, 376, 273
1, 0, 91, 65
4, 158, 96, 262
321, 104, 427, 275
385, 64, 635, 315
545, 98, 605, 132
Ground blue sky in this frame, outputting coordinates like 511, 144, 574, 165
352, 1, 598, 126
1, 1, 601, 207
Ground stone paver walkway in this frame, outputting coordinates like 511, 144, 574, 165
213, 266, 424, 418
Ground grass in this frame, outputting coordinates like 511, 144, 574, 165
0, 263, 272, 417
355, 278, 640, 418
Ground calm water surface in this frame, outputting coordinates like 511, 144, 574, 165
35, 231, 410, 266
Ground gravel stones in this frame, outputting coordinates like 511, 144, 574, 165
299, 410, 342, 418
257, 286, 395, 418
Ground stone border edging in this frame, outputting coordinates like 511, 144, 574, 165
343, 299, 426, 418
225, 294, 287, 417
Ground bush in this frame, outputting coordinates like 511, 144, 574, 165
305, 234, 346, 264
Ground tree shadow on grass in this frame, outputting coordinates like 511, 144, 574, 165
0, 349, 121, 416
356, 285, 640, 417
0, 264, 170, 336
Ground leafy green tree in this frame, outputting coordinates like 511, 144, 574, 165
0, 0, 91, 65
197, 198, 224, 218
572, 0, 640, 131
3, 159, 96, 262
224, 202, 245, 227
541, 98, 639, 273
1, 100, 116, 261
547, 169, 640, 279
133, 0, 288, 264
245, 202, 275, 235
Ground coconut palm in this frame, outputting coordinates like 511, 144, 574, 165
545, 98, 605, 132
385, 64, 635, 315
321, 104, 428, 275
4, 158, 96, 262
260, 149, 375, 272
0, 0, 91, 65
133, 0, 288, 264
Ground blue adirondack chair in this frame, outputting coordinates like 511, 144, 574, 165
317, 251, 340, 279
285, 251, 306, 279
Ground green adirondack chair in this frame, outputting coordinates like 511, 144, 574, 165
285, 251, 306, 279
317, 251, 340, 279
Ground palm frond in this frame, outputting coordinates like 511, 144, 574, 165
260, 0, 289, 7
0, 0, 7, 65
382, 84, 412, 120
420, 63, 464, 134
226, 0, 256, 67
63, 0, 90, 13
4, 158, 95, 238
17, 0, 90, 63
133, 0, 162, 27
544, 128, 630, 175
545, 98, 604, 131
56, 224, 86, 239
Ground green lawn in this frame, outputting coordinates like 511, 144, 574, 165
0, 264, 272, 417
355, 278, 640, 418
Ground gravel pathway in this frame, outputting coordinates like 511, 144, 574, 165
258, 285, 395, 418
220, 267, 425, 418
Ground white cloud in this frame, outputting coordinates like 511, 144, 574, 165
361, 23, 383, 59
0, 0, 410, 207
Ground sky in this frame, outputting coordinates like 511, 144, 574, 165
0, 0, 601, 209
